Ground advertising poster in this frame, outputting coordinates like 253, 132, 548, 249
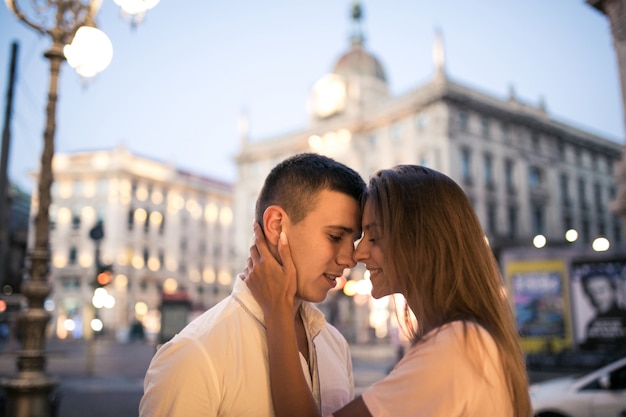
505, 260, 571, 353
570, 258, 626, 352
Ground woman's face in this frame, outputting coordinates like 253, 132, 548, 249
353, 201, 399, 299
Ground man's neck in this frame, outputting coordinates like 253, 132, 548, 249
292, 298, 303, 319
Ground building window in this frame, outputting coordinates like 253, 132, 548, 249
458, 111, 468, 132
416, 114, 427, 131
529, 167, 543, 188
597, 221, 606, 237
481, 117, 490, 139
461, 149, 472, 184
69, 247, 77, 265
557, 138, 565, 160
607, 157, 614, 175
559, 173, 570, 206
575, 148, 582, 165
73, 180, 82, 199
613, 218, 622, 244
369, 134, 377, 149
532, 205, 544, 235
504, 159, 514, 191
501, 124, 510, 143
507, 206, 517, 238
563, 215, 573, 232
578, 177, 587, 210
391, 122, 403, 143
484, 154, 494, 188
61, 276, 80, 290
128, 208, 134, 231
487, 202, 497, 234
531, 133, 540, 153
591, 153, 598, 171
594, 182, 603, 212
144, 210, 150, 233
71, 213, 81, 230
582, 218, 590, 243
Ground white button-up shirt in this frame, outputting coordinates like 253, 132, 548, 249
140, 277, 354, 417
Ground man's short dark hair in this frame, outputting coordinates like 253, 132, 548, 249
255, 153, 366, 226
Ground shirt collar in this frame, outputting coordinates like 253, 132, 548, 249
233, 274, 327, 337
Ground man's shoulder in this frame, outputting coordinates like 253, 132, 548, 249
176, 295, 253, 338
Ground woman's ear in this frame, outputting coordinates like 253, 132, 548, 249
262, 206, 286, 246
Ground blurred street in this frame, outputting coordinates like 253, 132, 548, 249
0, 338, 399, 417
0, 338, 577, 417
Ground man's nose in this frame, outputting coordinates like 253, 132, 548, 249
337, 242, 357, 269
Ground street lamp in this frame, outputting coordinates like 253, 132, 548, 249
532, 234, 547, 249
1, 1, 156, 416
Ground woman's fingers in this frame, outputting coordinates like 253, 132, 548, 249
277, 232, 295, 277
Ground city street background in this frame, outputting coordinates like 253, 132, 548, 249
0, 337, 572, 417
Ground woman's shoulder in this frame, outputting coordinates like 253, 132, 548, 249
412, 321, 497, 358
428, 320, 492, 339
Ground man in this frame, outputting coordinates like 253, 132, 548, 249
139, 153, 365, 416
580, 270, 626, 352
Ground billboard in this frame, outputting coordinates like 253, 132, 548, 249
570, 258, 626, 352
505, 259, 572, 353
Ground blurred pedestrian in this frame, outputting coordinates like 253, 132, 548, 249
129, 320, 145, 342
245, 165, 532, 417
139, 153, 366, 416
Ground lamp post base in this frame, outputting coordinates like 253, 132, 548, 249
0, 374, 60, 417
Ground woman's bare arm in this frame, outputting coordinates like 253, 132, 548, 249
245, 223, 320, 417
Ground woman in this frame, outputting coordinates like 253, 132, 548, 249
245, 165, 532, 417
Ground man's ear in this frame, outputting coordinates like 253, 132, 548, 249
262, 205, 287, 246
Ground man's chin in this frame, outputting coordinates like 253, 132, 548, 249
297, 291, 328, 304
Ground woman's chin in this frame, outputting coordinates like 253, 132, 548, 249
370, 287, 391, 299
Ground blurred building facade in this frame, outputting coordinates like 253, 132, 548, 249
588, 0, 626, 238
235, 5, 625, 343
34, 146, 235, 340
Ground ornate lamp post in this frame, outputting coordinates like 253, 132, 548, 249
1, 1, 156, 416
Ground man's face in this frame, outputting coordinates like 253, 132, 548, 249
587, 276, 614, 313
283, 189, 361, 303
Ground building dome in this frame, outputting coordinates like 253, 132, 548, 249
332, 39, 387, 82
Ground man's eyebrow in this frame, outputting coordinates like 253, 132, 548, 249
326, 225, 355, 234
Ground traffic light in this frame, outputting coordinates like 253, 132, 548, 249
95, 264, 113, 287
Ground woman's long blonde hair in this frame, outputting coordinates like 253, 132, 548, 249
366, 165, 531, 417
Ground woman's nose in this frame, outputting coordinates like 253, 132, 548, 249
353, 239, 369, 264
